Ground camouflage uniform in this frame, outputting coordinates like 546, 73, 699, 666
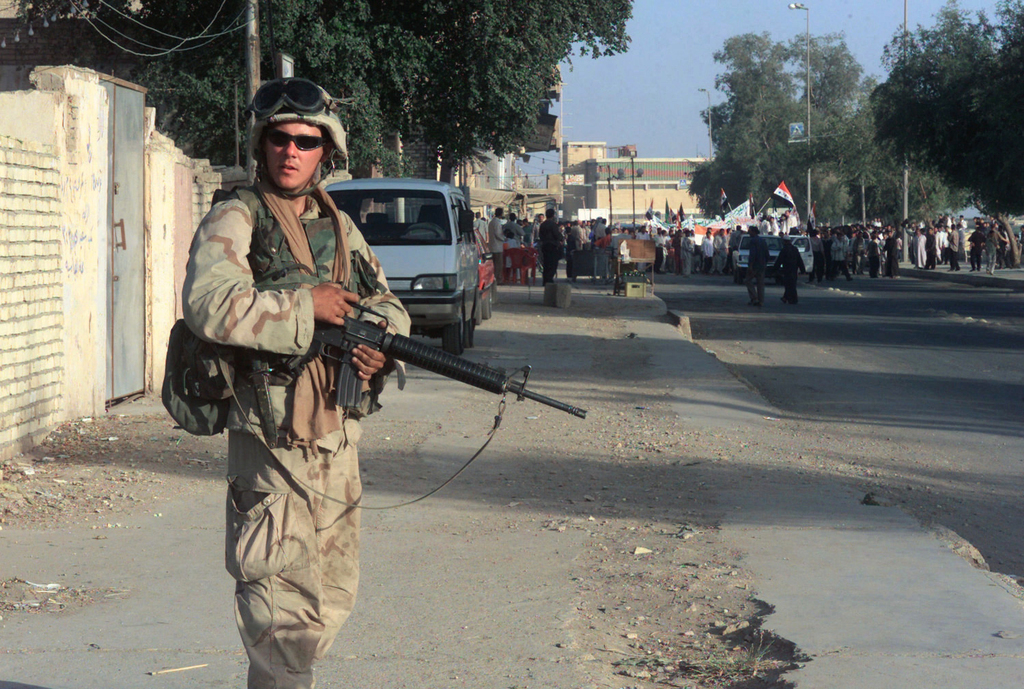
183, 194, 409, 689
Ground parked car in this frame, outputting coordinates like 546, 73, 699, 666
732, 234, 784, 283
471, 225, 496, 322
326, 179, 479, 354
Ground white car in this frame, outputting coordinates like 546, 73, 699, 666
733, 234, 813, 283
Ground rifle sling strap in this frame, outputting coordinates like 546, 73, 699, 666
221, 356, 504, 511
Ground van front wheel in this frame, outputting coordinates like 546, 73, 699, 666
442, 314, 465, 355
464, 302, 476, 349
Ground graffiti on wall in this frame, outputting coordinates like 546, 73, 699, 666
60, 139, 105, 275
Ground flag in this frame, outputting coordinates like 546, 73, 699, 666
808, 202, 817, 229
774, 181, 795, 206
678, 204, 686, 225
720, 188, 728, 211
664, 199, 671, 223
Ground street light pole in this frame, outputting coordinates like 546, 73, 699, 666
630, 156, 636, 228
698, 88, 713, 159
789, 3, 811, 224
606, 166, 614, 223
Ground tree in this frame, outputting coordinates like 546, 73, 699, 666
19, 0, 631, 174
690, 33, 799, 217
690, 30, 964, 225
873, 0, 1023, 263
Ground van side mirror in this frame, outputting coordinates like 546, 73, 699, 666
458, 209, 475, 238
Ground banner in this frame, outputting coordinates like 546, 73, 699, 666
723, 200, 751, 223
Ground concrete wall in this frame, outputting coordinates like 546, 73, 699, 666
144, 121, 222, 392
0, 66, 222, 460
32, 67, 111, 423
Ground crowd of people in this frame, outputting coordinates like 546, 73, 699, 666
472, 207, 1023, 288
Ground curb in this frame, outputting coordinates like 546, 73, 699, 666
901, 267, 1024, 291
665, 308, 692, 342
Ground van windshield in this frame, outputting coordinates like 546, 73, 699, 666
327, 189, 451, 245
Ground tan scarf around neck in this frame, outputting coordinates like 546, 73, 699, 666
257, 179, 352, 446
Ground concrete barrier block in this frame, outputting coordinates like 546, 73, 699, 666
544, 283, 572, 308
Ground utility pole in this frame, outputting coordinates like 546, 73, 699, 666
901, 0, 910, 260
789, 3, 811, 224
245, 0, 260, 182
698, 88, 713, 159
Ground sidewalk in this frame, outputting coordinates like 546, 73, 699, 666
900, 264, 1024, 291
1, 280, 1022, 688
555, 279, 1024, 688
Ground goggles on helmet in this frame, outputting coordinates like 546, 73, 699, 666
250, 78, 334, 119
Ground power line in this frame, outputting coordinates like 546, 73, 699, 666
67, 0, 245, 58
89, 0, 232, 42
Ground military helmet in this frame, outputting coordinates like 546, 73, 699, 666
248, 78, 347, 166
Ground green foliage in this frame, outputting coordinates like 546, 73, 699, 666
19, 0, 631, 170
691, 29, 963, 224
873, 0, 1024, 217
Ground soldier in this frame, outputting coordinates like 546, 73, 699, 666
182, 78, 410, 689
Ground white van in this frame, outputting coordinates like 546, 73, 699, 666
326, 179, 479, 354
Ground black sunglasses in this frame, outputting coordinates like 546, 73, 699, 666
265, 130, 325, 151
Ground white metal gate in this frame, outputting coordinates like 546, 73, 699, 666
102, 77, 146, 402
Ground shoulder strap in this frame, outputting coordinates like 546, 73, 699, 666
234, 186, 274, 237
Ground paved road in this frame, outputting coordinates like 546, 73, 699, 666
659, 271, 1024, 577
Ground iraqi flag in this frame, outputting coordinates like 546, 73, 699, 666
774, 181, 795, 207
808, 201, 817, 229
720, 188, 728, 211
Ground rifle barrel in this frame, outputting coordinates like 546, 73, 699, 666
382, 332, 587, 418
507, 380, 587, 419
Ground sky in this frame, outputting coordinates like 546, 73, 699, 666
519, 0, 1000, 178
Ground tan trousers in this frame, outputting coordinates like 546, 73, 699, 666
226, 430, 362, 689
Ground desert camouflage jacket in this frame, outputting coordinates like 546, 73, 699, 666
182, 192, 410, 447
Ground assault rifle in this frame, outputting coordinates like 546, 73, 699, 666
309, 310, 587, 420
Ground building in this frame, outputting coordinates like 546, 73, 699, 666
562, 141, 706, 225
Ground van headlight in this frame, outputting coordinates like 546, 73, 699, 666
411, 274, 456, 291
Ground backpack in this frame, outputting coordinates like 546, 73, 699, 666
161, 188, 265, 436
162, 319, 235, 436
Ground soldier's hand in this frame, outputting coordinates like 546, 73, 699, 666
351, 321, 393, 380
312, 283, 360, 325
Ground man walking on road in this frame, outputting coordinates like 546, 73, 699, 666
744, 225, 769, 307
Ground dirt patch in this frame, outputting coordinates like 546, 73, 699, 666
0, 577, 130, 617
0, 413, 224, 531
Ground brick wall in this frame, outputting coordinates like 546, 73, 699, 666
0, 66, 225, 461
402, 137, 440, 181
0, 134, 64, 453
0, 18, 135, 91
